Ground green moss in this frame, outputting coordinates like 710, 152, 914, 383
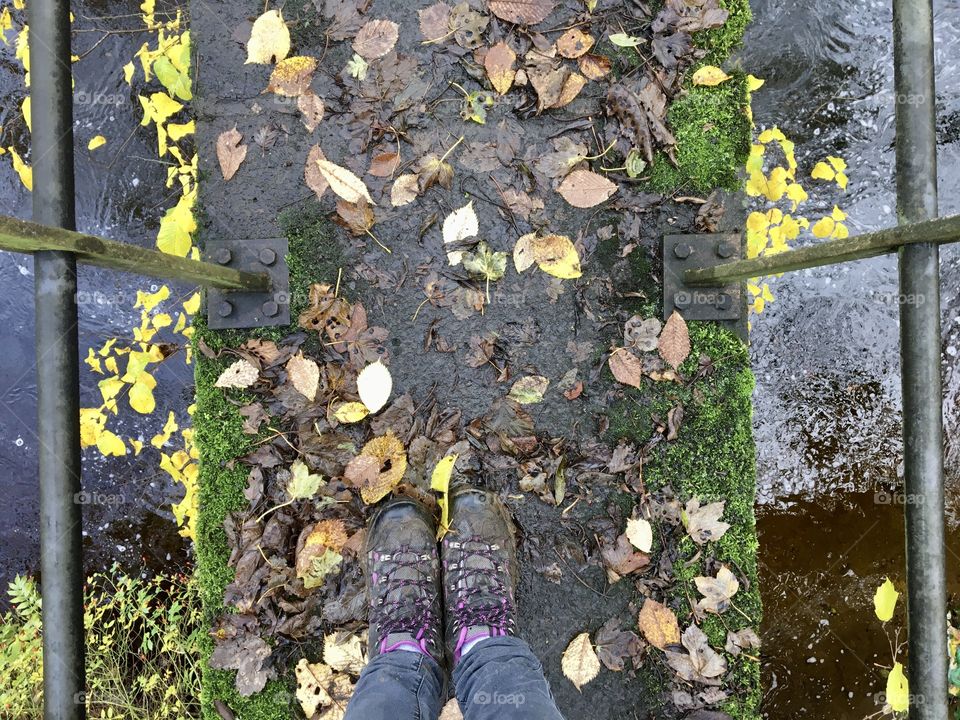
193, 205, 338, 720
649, 74, 751, 193
698, 0, 752, 65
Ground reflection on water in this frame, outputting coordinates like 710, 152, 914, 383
742, 0, 960, 715
0, 0, 190, 596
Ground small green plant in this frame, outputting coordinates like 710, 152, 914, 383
0, 566, 204, 720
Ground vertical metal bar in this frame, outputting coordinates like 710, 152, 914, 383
893, 1, 947, 718
27, 0, 86, 716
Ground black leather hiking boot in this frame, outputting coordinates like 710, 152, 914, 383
441, 486, 520, 665
363, 496, 443, 661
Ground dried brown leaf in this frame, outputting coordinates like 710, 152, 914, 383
638, 598, 681, 650
419, 2, 452, 41
390, 174, 420, 206
557, 169, 618, 208
216, 127, 247, 181
317, 159, 375, 204
608, 347, 643, 388
556, 28, 594, 58
298, 92, 325, 132
658, 310, 690, 369
305, 144, 329, 200
578, 53, 612, 80
344, 433, 407, 504
368, 152, 400, 177
488, 0, 555, 26
352, 19, 399, 60
287, 352, 320, 400
484, 41, 517, 95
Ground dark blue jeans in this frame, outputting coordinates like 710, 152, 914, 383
343, 636, 565, 720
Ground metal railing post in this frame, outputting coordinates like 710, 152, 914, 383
27, 0, 86, 716
893, 0, 948, 717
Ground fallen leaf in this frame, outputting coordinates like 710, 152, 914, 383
874, 577, 899, 622
246, 9, 290, 64
344, 433, 407, 504
317, 159, 375, 204
638, 598, 681, 650
658, 310, 690, 369
509, 375, 549, 404
391, 174, 420, 206
287, 459, 326, 499
600, 534, 649, 579
665, 624, 727, 685
554, 72, 587, 108
624, 316, 661, 352
595, 617, 642, 672
353, 19, 399, 59
694, 566, 739, 614
625, 517, 652, 552
557, 28, 594, 58
886, 662, 909, 713
368, 152, 400, 177
298, 92, 325, 131
334, 401, 369, 424
532, 234, 581, 279
419, 2, 452, 41
335, 198, 375, 236
323, 632, 366, 675
357, 360, 392, 414
609, 348, 643, 388
216, 127, 247, 181
578, 53, 611, 80
265, 56, 317, 96
485, 41, 517, 95
609, 32, 643, 48
725, 628, 761, 656
418, 153, 454, 191
489, 0, 556, 26
296, 520, 347, 587
692, 65, 730, 87
295, 660, 355, 718
346, 53, 369, 80
442, 201, 479, 265
88, 135, 107, 150
561, 632, 600, 690
305, 144, 329, 199
557, 169, 618, 208
684, 498, 731, 545
431, 454, 457, 538
215, 358, 258, 388
287, 352, 320, 400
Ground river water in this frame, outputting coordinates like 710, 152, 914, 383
1, 0, 959, 716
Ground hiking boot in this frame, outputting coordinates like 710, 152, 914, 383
441, 487, 520, 665
363, 496, 443, 661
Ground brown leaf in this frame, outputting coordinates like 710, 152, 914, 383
305, 144, 329, 200
418, 154, 454, 191
352, 19, 399, 59
664, 624, 727, 685
368, 151, 400, 177
298, 92, 325, 132
556, 28, 594, 58
216, 127, 247, 181
554, 72, 587, 108
265, 56, 317, 96
608, 347, 643, 388
694, 565, 739, 615
287, 352, 319, 400
595, 617, 642, 671
725, 628, 761, 656
344, 433, 407, 504
600, 534, 649, 579
484, 41, 517, 95
528, 64, 570, 112
488, 0, 555, 26
578, 53, 612, 80
334, 198, 375, 236
317, 159, 375, 204
419, 2, 452, 41
638, 598, 681, 650
684, 498, 731, 545
557, 169, 618, 208
390, 174, 420, 206
658, 310, 690, 369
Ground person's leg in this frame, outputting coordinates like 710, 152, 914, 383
453, 636, 564, 720
440, 487, 565, 720
344, 650, 445, 720
344, 496, 446, 720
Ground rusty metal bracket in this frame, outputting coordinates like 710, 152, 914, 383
662, 232, 744, 325
205, 238, 290, 329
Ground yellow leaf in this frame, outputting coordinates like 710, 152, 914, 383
431, 454, 457, 539
246, 9, 290, 64
745, 144, 764, 174
827, 155, 847, 172
833, 222, 849, 239
333, 401, 369, 424
811, 216, 834, 238
532, 234, 582, 279
811, 161, 835, 182
123, 61, 135, 84
0, 8, 12, 44
758, 127, 785, 144
761, 283, 774, 302
182, 291, 200, 315
104, 356, 119, 374
85, 348, 103, 374
151, 411, 179, 448
80, 408, 106, 448
561, 632, 600, 691
785, 183, 808, 209
886, 662, 909, 712
129, 375, 156, 414
98, 376, 125, 412
691, 65, 730, 86
835, 171, 848, 190
136, 285, 170, 311
96, 429, 127, 457
88, 135, 107, 150
152, 312, 172, 329
167, 121, 195, 140
129, 438, 144, 455
746, 74, 765, 91
745, 211, 768, 233
8, 147, 32, 191
874, 577, 899, 621
21, 96, 30, 132
831, 205, 847, 221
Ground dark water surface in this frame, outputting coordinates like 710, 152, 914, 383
2, 0, 960, 716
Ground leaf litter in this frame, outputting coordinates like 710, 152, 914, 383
206, 0, 757, 714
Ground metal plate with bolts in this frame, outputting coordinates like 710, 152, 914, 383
662, 232, 743, 322
205, 238, 290, 329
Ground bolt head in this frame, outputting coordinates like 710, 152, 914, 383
262, 300, 279, 317
673, 242, 693, 259
258, 248, 277, 266
716, 240, 735, 258
217, 300, 233, 317
213, 247, 232, 265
